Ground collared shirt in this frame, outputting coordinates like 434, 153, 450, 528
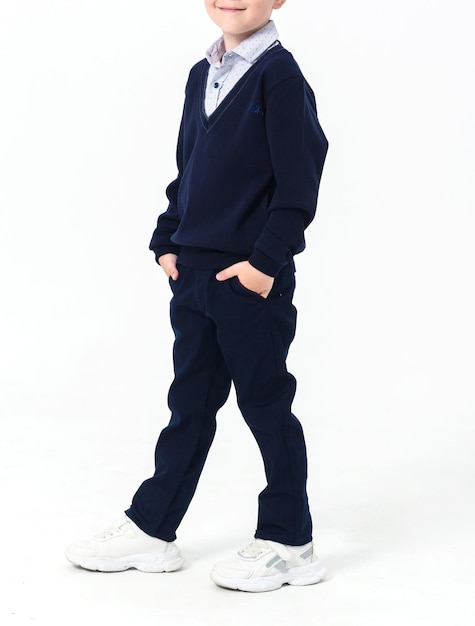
204, 20, 279, 117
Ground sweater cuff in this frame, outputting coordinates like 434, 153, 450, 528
152, 244, 181, 264
248, 249, 286, 277
249, 209, 307, 277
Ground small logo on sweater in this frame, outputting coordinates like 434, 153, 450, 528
248, 103, 264, 116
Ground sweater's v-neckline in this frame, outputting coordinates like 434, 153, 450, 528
199, 44, 282, 131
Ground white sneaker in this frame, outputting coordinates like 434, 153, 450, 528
65, 517, 185, 573
210, 539, 325, 592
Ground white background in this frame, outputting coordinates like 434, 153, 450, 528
1, 0, 474, 624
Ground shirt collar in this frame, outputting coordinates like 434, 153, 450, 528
205, 20, 279, 68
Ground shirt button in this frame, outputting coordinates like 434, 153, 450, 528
214, 82, 219, 88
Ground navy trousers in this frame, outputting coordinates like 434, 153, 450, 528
126, 263, 312, 546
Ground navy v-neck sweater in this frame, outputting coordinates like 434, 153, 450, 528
149, 44, 328, 277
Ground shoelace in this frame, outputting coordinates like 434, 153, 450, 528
239, 541, 269, 558
94, 520, 130, 540
240, 539, 310, 567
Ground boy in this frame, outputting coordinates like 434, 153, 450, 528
66, 0, 328, 593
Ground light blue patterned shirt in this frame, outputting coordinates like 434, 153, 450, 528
204, 21, 279, 117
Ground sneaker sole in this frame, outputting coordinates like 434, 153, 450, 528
210, 557, 326, 592
65, 549, 185, 573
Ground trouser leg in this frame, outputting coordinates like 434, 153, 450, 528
209, 263, 312, 546
126, 267, 231, 541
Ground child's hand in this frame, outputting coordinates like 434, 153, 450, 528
216, 261, 274, 299
158, 253, 179, 280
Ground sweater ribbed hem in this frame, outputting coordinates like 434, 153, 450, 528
176, 246, 246, 271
